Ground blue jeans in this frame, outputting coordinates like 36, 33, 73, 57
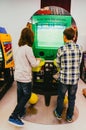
56, 82, 78, 118
12, 81, 32, 118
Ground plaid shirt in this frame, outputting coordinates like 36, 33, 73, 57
57, 42, 82, 85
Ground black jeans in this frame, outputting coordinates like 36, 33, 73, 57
12, 81, 32, 118
56, 82, 78, 118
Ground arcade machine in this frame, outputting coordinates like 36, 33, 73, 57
80, 51, 86, 83
0, 27, 14, 99
31, 14, 72, 106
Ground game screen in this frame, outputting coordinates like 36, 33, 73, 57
37, 24, 66, 48
32, 15, 71, 59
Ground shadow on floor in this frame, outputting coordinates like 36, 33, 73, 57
24, 95, 79, 125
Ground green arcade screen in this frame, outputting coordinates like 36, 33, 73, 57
32, 15, 72, 60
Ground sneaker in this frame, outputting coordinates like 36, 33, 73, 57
66, 116, 73, 123
54, 110, 62, 120
8, 115, 24, 127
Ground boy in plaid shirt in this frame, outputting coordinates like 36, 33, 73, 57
54, 27, 82, 122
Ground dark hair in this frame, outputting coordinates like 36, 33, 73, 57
63, 27, 75, 40
18, 27, 34, 47
26, 22, 31, 26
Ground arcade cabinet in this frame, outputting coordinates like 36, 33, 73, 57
80, 51, 86, 83
31, 15, 72, 106
0, 27, 14, 99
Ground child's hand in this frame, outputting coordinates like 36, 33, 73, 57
36, 58, 41, 61
36, 58, 45, 62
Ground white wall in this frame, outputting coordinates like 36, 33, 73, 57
71, 0, 86, 51
0, 0, 40, 54
0, 0, 86, 53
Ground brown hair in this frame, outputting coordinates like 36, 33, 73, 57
18, 27, 34, 47
63, 27, 75, 40
26, 22, 32, 29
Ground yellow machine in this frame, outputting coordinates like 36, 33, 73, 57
0, 33, 14, 68
0, 29, 14, 99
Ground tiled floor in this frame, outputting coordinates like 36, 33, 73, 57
0, 79, 86, 130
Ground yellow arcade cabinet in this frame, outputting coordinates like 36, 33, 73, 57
0, 28, 14, 99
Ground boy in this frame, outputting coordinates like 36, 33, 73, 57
8, 28, 41, 127
54, 27, 82, 123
